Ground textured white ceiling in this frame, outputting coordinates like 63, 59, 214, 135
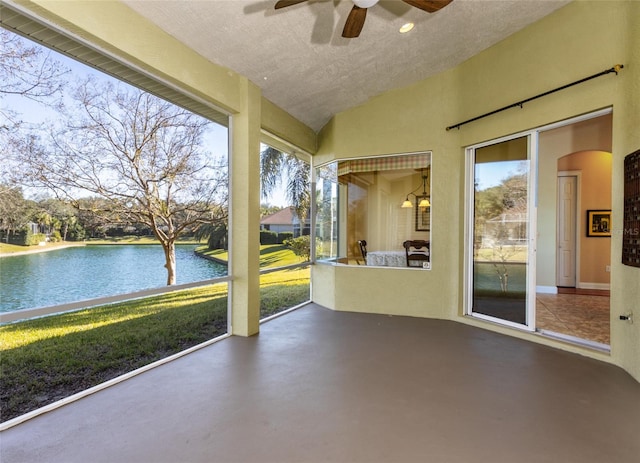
123, 0, 570, 132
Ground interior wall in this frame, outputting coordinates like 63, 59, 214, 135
368, 173, 431, 251
315, 1, 640, 380
558, 151, 612, 286
537, 115, 613, 288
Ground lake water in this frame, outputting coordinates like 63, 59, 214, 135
0, 245, 227, 313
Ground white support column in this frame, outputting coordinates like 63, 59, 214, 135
229, 78, 261, 336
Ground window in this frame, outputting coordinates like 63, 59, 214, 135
315, 152, 432, 268
258, 143, 311, 319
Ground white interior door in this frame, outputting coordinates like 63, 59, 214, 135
556, 175, 577, 287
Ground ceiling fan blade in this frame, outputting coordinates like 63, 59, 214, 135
275, 0, 308, 9
342, 6, 367, 38
402, 0, 453, 13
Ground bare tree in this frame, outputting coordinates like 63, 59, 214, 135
19, 78, 227, 285
0, 29, 69, 127
1, 29, 70, 192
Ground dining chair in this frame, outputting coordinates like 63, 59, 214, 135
403, 240, 429, 268
357, 239, 367, 264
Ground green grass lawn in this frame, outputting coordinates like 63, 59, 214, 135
198, 243, 310, 317
0, 243, 310, 423
0, 284, 229, 422
0, 242, 29, 254
196, 244, 308, 268
0, 241, 84, 254
260, 267, 310, 318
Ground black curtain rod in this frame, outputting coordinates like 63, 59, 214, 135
445, 64, 624, 131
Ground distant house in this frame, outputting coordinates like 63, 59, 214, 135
27, 222, 39, 235
260, 207, 295, 235
292, 213, 310, 237
260, 207, 310, 237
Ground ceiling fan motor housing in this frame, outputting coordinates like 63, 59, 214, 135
352, 0, 379, 8
275, 0, 454, 39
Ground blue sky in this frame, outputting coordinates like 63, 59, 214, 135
475, 160, 528, 190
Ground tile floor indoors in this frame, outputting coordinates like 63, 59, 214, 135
1, 303, 639, 463
536, 292, 610, 345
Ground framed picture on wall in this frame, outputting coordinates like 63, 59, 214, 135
415, 196, 431, 232
587, 210, 611, 237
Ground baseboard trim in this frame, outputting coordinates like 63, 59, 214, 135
578, 282, 611, 291
536, 286, 558, 294
538, 329, 610, 352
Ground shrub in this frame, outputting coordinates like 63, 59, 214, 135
8, 227, 42, 246
283, 235, 320, 261
13, 227, 32, 245
28, 233, 47, 245
277, 232, 293, 244
67, 223, 86, 241
260, 230, 279, 245
2, 229, 27, 246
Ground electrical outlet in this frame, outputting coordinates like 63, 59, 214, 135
619, 312, 633, 324
606, 265, 611, 272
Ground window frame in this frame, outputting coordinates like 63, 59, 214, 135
314, 151, 433, 270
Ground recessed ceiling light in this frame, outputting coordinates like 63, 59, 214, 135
399, 22, 414, 34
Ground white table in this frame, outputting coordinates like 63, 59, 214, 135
366, 251, 406, 267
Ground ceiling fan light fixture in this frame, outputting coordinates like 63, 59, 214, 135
353, 0, 379, 8
402, 167, 431, 208
399, 22, 415, 33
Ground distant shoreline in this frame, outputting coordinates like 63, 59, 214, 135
1, 240, 204, 258
0, 243, 86, 258
193, 248, 228, 265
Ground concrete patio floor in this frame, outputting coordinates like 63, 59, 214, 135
1, 303, 639, 463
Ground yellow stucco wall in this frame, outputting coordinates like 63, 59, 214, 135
315, 1, 640, 381
557, 151, 612, 286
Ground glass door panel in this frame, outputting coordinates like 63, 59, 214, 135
471, 136, 532, 327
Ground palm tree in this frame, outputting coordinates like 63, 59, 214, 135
34, 210, 52, 234
195, 220, 228, 250
260, 145, 310, 226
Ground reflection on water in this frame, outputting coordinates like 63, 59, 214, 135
0, 245, 226, 313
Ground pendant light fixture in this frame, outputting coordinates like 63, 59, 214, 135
401, 168, 431, 208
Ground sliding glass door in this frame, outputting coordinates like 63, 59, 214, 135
467, 134, 536, 329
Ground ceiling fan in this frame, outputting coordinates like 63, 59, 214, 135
274, 0, 453, 38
